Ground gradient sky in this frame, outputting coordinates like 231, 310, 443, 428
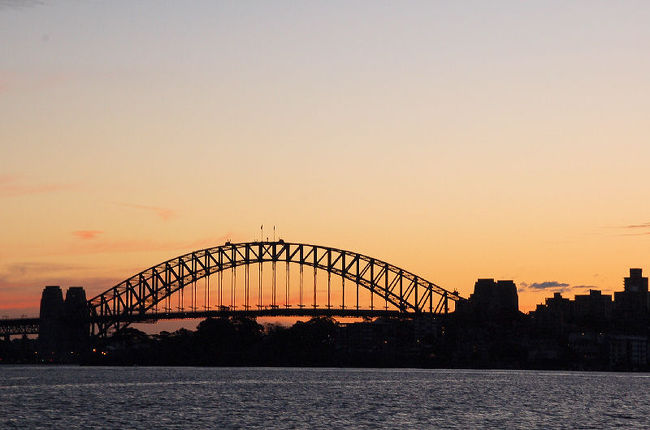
1, 1, 650, 317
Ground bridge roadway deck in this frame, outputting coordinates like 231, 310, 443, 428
0, 317, 40, 337
1, 309, 438, 336
100, 308, 414, 324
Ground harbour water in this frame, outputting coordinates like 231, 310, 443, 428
1, 366, 649, 429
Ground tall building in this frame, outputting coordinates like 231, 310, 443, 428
38, 286, 66, 357
459, 278, 519, 318
545, 292, 571, 315
614, 268, 648, 322
573, 289, 613, 324
532, 292, 572, 332
532, 290, 612, 329
38, 285, 90, 359
64, 287, 90, 354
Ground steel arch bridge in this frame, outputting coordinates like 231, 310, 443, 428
88, 241, 464, 336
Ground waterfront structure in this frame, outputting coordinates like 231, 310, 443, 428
533, 269, 650, 328
614, 268, 649, 321
573, 290, 613, 325
37, 285, 91, 357
457, 278, 519, 318
38, 286, 66, 356
0, 241, 465, 339
529, 268, 650, 369
609, 334, 648, 369
3, 249, 650, 370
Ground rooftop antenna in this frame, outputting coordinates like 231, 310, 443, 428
273, 225, 276, 242
261, 224, 263, 242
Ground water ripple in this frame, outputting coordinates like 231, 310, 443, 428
1, 367, 650, 429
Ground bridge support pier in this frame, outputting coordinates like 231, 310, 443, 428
39, 286, 65, 359
65, 287, 90, 356
38, 286, 90, 361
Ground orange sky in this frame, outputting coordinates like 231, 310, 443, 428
1, 2, 650, 319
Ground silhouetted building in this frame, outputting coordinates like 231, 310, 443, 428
38, 286, 66, 357
531, 268, 650, 369
536, 292, 571, 317
533, 292, 572, 332
533, 271, 650, 330
609, 334, 648, 369
458, 278, 519, 318
614, 268, 648, 322
38, 285, 90, 360
568, 331, 607, 365
625, 268, 648, 293
573, 290, 613, 325
546, 292, 571, 311
533, 289, 613, 329
64, 286, 90, 354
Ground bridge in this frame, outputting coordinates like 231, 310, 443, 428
1, 241, 465, 340
0, 318, 39, 338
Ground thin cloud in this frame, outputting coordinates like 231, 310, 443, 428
0, 1, 45, 10
611, 222, 650, 236
2, 262, 83, 277
0, 261, 121, 292
624, 222, 650, 229
518, 281, 570, 294
118, 203, 175, 221
527, 281, 570, 290
621, 231, 650, 237
571, 285, 601, 292
62, 233, 234, 256
0, 175, 73, 197
73, 230, 103, 240
518, 281, 604, 295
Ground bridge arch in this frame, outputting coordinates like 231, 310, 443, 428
88, 241, 463, 336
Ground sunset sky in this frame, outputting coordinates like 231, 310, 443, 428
1, 1, 650, 318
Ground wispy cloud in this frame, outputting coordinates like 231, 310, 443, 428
0, 271, 123, 292
519, 280, 598, 294
624, 222, 650, 229
611, 222, 650, 236
1, 262, 84, 279
524, 281, 570, 290
118, 203, 175, 221
0, 1, 45, 11
72, 230, 103, 240
518, 281, 603, 295
61, 233, 234, 256
571, 285, 600, 291
0, 175, 73, 197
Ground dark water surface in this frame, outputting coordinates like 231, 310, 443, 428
1, 366, 649, 429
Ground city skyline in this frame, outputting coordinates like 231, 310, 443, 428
2, 1, 650, 316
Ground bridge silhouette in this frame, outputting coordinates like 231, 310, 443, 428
1, 241, 464, 340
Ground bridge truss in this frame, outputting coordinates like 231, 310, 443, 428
0, 318, 40, 339
88, 241, 463, 337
